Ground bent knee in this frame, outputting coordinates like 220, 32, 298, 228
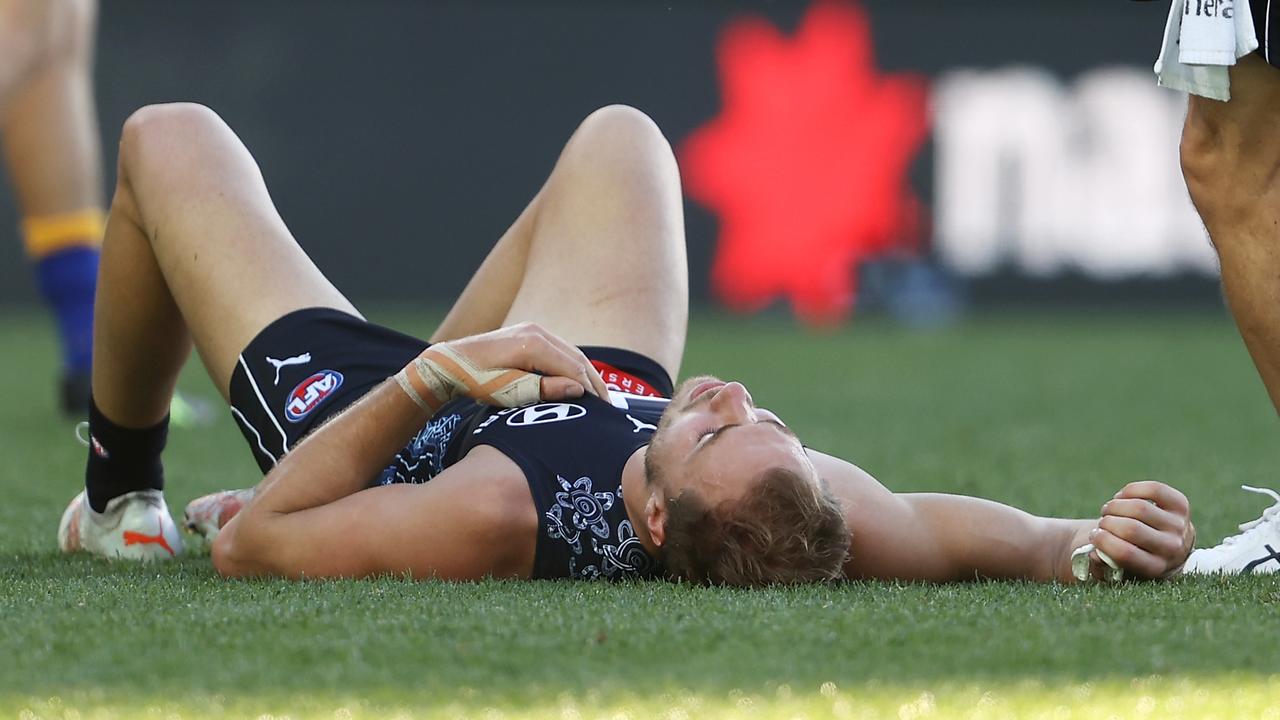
119, 103, 228, 174
577, 104, 664, 141
574, 105, 670, 155
1181, 98, 1280, 219
1181, 128, 1251, 232
562, 104, 677, 180
1179, 109, 1227, 202
121, 102, 225, 152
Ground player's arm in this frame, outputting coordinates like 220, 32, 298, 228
809, 451, 1194, 582
212, 322, 608, 580
213, 381, 517, 580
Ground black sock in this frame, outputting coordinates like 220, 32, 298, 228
84, 396, 168, 513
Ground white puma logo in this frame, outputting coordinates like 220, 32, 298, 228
266, 352, 312, 385
626, 414, 656, 433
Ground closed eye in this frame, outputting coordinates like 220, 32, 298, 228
693, 420, 795, 457
694, 423, 739, 453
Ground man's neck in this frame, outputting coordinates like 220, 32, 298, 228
620, 446, 661, 558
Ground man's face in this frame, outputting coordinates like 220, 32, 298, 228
645, 375, 815, 505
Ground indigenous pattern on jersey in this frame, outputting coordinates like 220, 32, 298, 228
376, 392, 671, 581
228, 307, 675, 581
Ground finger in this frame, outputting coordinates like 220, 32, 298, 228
527, 329, 611, 400
516, 336, 594, 387
1101, 498, 1185, 533
539, 376, 586, 401
1097, 515, 1182, 559
1091, 528, 1166, 578
583, 360, 610, 401
541, 332, 611, 400
495, 335, 602, 403
1115, 481, 1190, 516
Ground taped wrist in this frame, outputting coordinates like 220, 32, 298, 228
395, 345, 542, 412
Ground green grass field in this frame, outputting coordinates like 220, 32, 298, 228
2, 307, 1279, 719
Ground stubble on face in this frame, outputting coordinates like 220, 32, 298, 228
668, 375, 723, 413
644, 375, 722, 489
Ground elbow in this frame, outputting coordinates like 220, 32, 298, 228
211, 520, 262, 578
210, 528, 245, 577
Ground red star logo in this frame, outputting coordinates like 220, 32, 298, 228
681, 0, 929, 325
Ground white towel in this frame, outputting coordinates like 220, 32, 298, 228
1154, 0, 1259, 101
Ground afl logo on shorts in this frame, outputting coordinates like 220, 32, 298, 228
284, 370, 344, 423
506, 403, 586, 427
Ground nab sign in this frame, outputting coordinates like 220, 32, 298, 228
932, 66, 1216, 279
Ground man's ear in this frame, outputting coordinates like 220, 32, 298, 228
645, 491, 667, 548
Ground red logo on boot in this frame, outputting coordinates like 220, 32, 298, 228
122, 520, 176, 557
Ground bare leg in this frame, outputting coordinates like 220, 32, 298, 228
57, 103, 362, 556
431, 105, 688, 381
94, 103, 359, 427
0, 0, 100, 217
1, 0, 103, 409
0, 0, 51, 108
1181, 55, 1280, 414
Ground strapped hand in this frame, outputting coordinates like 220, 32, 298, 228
395, 322, 611, 411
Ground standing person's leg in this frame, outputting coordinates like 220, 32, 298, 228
0, 0, 103, 414
431, 105, 688, 383
1181, 55, 1280, 415
60, 102, 359, 559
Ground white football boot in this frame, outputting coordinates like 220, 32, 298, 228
1182, 485, 1280, 575
183, 488, 255, 542
57, 489, 184, 560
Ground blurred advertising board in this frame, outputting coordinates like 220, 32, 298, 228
0, 0, 1216, 318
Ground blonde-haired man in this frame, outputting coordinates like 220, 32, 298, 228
58, 102, 1200, 585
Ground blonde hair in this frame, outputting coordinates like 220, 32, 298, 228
661, 465, 850, 586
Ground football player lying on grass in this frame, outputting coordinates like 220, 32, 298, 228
57, 102, 1275, 585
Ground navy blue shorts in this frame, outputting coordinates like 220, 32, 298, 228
227, 307, 672, 473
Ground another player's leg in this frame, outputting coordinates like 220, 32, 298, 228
0, 0, 103, 414
1180, 54, 1280, 414
60, 103, 359, 559
431, 105, 688, 383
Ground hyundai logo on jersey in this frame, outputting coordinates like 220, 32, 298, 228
284, 370, 344, 423
506, 403, 587, 426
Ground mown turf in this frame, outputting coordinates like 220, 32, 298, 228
2, 307, 1278, 719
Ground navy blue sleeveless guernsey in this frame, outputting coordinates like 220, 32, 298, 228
373, 392, 672, 580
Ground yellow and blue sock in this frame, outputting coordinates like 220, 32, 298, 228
23, 209, 104, 377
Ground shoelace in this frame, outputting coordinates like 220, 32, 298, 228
1204, 485, 1280, 550
74, 421, 90, 447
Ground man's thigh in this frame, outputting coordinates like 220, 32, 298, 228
437, 106, 688, 383
120, 103, 362, 394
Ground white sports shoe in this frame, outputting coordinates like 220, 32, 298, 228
1183, 485, 1280, 575
57, 489, 185, 561
183, 488, 255, 542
